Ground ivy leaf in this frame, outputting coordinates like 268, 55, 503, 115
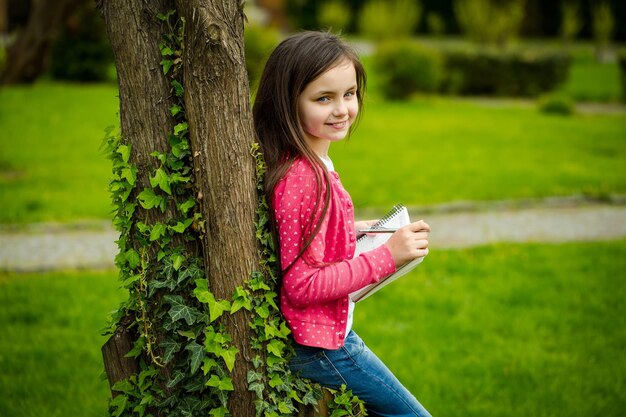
166, 370, 185, 389
254, 303, 270, 319
164, 295, 198, 325
171, 218, 193, 234
172, 79, 184, 97
171, 253, 185, 271
116, 144, 130, 163
202, 357, 218, 375
278, 401, 293, 414
174, 122, 188, 136
161, 59, 173, 74
121, 165, 137, 186
185, 341, 204, 374
220, 346, 238, 372
268, 373, 283, 388
206, 375, 234, 391
193, 279, 231, 322
110, 394, 128, 417
209, 407, 228, 417
150, 222, 167, 242
170, 104, 182, 116
178, 198, 195, 214
160, 338, 181, 363
138, 188, 163, 210
150, 167, 172, 195
124, 249, 140, 269
266, 339, 285, 357
231, 286, 252, 314
248, 381, 264, 399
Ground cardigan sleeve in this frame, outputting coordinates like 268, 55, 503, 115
274, 166, 396, 308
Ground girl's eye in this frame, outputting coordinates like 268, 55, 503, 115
345, 91, 355, 98
317, 96, 330, 103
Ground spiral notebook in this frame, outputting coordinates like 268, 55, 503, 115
349, 204, 425, 302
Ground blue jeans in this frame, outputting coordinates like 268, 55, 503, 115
289, 331, 432, 417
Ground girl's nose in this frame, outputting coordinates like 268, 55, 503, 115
333, 100, 348, 117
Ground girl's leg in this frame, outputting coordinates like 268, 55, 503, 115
289, 331, 432, 417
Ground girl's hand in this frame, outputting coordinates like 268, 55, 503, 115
384, 220, 431, 267
354, 219, 379, 237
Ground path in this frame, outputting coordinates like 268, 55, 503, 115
1, 198, 626, 272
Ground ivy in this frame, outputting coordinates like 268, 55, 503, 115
102, 7, 367, 417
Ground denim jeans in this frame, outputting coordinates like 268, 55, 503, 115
289, 331, 432, 417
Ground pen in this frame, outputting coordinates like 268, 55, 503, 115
357, 227, 399, 234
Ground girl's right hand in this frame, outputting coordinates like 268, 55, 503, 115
384, 220, 431, 267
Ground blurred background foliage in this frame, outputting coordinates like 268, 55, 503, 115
1, 1, 625, 417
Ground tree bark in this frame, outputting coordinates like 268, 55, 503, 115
1, 0, 83, 84
176, 0, 259, 413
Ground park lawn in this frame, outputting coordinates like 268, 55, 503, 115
0, 82, 119, 224
1, 79, 625, 223
332, 97, 626, 211
1, 240, 625, 417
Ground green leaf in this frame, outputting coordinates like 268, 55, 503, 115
171, 253, 185, 271
254, 303, 270, 319
110, 394, 128, 417
202, 357, 218, 375
164, 295, 198, 325
150, 167, 172, 195
125, 249, 140, 269
121, 165, 137, 186
160, 338, 181, 363
170, 104, 182, 116
220, 346, 238, 372
266, 339, 285, 357
178, 198, 195, 214
171, 218, 193, 233
268, 373, 283, 388
174, 122, 188, 136
111, 379, 133, 393
206, 375, 234, 391
209, 407, 228, 417
137, 188, 163, 210
172, 79, 184, 97
161, 46, 174, 56
248, 381, 264, 398
161, 59, 174, 74
185, 341, 204, 374
116, 144, 130, 163
150, 222, 167, 241
166, 370, 185, 389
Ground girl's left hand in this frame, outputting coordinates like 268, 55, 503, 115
355, 219, 378, 238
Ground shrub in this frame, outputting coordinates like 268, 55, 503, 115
537, 93, 575, 116
244, 24, 280, 89
373, 40, 443, 100
318, 0, 351, 32
440, 46, 571, 97
591, 2, 614, 62
49, 4, 113, 81
618, 50, 626, 102
358, 0, 421, 41
454, 0, 525, 48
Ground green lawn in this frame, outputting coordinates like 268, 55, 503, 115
1, 82, 624, 223
1, 240, 624, 416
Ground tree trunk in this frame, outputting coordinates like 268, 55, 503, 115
175, 0, 259, 413
97, 0, 327, 414
1, 0, 83, 84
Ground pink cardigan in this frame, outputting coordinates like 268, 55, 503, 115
273, 158, 396, 349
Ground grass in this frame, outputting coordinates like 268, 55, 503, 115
355, 239, 626, 417
0, 82, 119, 224
0, 270, 126, 417
333, 97, 626, 210
1, 240, 624, 416
1, 81, 624, 223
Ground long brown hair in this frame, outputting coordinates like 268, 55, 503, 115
253, 31, 367, 272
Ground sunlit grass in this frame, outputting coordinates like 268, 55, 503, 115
1, 240, 624, 416
0, 270, 126, 417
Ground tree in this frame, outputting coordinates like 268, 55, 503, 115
1, 0, 84, 84
96, 0, 334, 415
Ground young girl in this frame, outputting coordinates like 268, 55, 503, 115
253, 31, 432, 417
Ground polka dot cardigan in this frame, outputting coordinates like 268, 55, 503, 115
273, 157, 396, 349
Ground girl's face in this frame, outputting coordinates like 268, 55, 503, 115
298, 59, 359, 156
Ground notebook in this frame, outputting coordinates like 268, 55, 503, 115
349, 204, 426, 302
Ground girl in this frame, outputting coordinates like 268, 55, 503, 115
253, 31, 432, 417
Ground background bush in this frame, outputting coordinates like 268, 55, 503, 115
454, 0, 526, 48
49, 4, 113, 82
358, 0, 421, 41
318, 0, 352, 33
373, 40, 443, 100
440, 47, 571, 97
244, 24, 280, 90
537, 92, 575, 115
